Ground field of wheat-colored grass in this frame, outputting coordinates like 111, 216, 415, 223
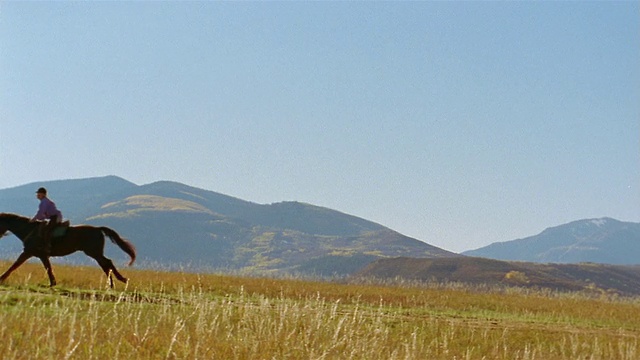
0, 260, 638, 359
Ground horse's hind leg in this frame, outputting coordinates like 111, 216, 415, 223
90, 255, 115, 288
89, 254, 128, 287
105, 257, 128, 284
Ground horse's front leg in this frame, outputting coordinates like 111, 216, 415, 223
0, 252, 32, 284
38, 257, 56, 287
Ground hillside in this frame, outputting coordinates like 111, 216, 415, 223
463, 218, 640, 265
355, 256, 640, 296
0, 176, 456, 274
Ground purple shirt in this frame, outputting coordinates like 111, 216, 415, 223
34, 197, 63, 221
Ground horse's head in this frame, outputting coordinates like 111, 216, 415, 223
0, 214, 10, 236
0, 213, 35, 240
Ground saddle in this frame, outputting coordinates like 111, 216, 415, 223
25, 221, 70, 252
52, 221, 70, 238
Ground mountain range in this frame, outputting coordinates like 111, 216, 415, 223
463, 218, 640, 265
0, 176, 455, 275
2, 176, 638, 289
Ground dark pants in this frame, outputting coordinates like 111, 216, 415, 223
48, 215, 61, 228
43, 215, 61, 251
24, 216, 62, 252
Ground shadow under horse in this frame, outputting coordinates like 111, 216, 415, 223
0, 213, 136, 288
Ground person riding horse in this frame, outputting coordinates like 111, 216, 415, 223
0, 213, 135, 287
31, 187, 65, 253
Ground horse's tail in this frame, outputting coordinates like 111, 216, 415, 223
100, 227, 136, 266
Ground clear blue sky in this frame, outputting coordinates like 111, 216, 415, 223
1, 2, 638, 253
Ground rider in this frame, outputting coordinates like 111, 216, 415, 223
31, 187, 63, 253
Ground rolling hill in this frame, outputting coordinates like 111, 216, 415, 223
0, 176, 456, 275
355, 256, 640, 296
463, 218, 640, 265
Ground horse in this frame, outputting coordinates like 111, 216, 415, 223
0, 213, 136, 288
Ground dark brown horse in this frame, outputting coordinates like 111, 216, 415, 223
0, 213, 136, 288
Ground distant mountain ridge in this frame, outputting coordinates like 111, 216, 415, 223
0, 176, 456, 275
463, 218, 640, 265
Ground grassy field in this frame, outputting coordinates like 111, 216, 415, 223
0, 261, 638, 359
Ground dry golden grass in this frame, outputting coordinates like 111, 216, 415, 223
0, 260, 638, 359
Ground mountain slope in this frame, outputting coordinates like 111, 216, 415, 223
462, 218, 640, 265
355, 256, 640, 296
0, 176, 456, 274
